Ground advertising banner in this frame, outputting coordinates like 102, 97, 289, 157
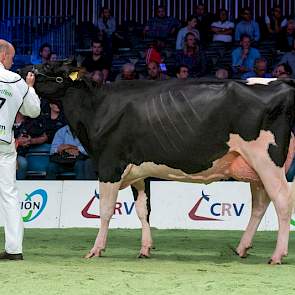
0, 181, 62, 228
59, 181, 141, 228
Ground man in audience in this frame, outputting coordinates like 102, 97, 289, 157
235, 8, 260, 42
81, 39, 111, 82
241, 57, 272, 79
15, 115, 48, 180
193, 3, 214, 44
279, 39, 295, 77
47, 125, 96, 180
143, 6, 180, 39
32, 43, 52, 64
272, 63, 293, 78
146, 61, 169, 81
116, 63, 142, 80
215, 68, 229, 79
43, 100, 67, 144
176, 64, 190, 80
232, 34, 261, 77
211, 9, 234, 43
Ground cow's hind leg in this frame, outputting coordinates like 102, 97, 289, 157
132, 179, 153, 258
235, 183, 270, 258
85, 181, 121, 258
242, 152, 292, 264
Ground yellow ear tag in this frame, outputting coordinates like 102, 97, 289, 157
69, 71, 79, 81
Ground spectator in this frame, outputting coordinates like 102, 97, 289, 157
96, 7, 123, 54
272, 63, 293, 78
215, 68, 229, 79
96, 7, 116, 39
81, 39, 111, 82
43, 100, 67, 144
14, 114, 48, 180
50, 52, 58, 62
143, 5, 180, 39
241, 57, 272, 79
47, 125, 96, 180
115, 63, 143, 81
235, 8, 260, 42
278, 20, 295, 52
232, 34, 261, 76
193, 3, 214, 44
279, 39, 295, 78
89, 70, 104, 86
265, 5, 288, 37
145, 39, 165, 65
176, 16, 200, 50
211, 9, 234, 43
176, 64, 190, 80
146, 61, 169, 81
32, 43, 52, 64
176, 32, 207, 78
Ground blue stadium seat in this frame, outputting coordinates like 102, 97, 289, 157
25, 144, 51, 179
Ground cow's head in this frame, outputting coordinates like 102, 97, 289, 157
19, 62, 79, 100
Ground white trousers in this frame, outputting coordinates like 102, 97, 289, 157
0, 150, 23, 254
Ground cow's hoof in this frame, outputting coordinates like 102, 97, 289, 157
84, 249, 104, 259
228, 245, 249, 258
268, 259, 282, 265
138, 253, 150, 259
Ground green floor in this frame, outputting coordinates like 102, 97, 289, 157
0, 228, 294, 295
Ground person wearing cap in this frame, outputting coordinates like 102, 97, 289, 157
0, 39, 40, 260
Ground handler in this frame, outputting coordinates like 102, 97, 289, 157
0, 39, 40, 260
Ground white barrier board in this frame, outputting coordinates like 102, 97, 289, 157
0, 181, 294, 230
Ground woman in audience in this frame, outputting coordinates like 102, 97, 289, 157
176, 16, 200, 50
176, 32, 207, 78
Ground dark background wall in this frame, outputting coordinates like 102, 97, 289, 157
1, 0, 294, 25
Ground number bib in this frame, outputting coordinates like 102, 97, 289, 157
0, 82, 24, 143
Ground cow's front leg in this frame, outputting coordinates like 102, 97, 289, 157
85, 181, 120, 258
133, 179, 153, 258
235, 183, 270, 258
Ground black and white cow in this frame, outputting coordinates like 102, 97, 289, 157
28, 64, 295, 264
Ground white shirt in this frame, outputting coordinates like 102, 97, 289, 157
0, 63, 40, 151
211, 20, 234, 43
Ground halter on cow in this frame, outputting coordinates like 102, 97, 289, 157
24, 63, 295, 264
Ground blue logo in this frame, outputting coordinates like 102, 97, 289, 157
21, 189, 47, 222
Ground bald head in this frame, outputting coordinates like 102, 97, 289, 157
0, 39, 15, 70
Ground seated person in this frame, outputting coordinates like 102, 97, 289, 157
211, 9, 234, 43
272, 63, 293, 78
279, 38, 295, 78
241, 57, 272, 79
14, 113, 48, 180
115, 63, 143, 80
81, 39, 112, 82
143, 5, 180, 39
278, 20, 295, 52
215, 68, 229, 79
32, 43, 52, 64
146, 61, 169, 81
43, 100, 67, 144
176, 64, 190, 80
232, 34, 261, 77
176, 32, 207, 78
145, 39, 165, 65
176, 16, 200, 50
47, 125, 96, 180
235, 8, 260, 42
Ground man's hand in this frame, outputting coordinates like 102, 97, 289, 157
17, 135, 31, 147
26, 72, 35, 87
